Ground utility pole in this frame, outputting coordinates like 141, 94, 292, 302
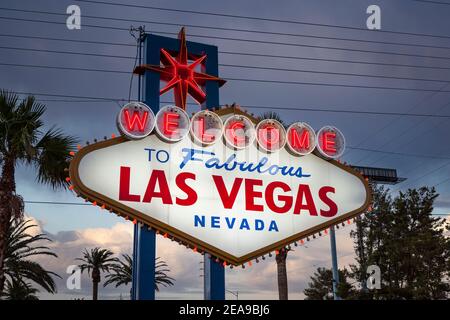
136, 26, 145, 101
329, 225, 341, 300
356, 215, 368, 293
226, 290, 239, 300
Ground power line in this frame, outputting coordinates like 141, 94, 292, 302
148, 32, 450, 61
3, 7, 450, 51
0, 62, 129, 74
357, 89, 450, 168
361, 100, 450, 190
388, 107, 450, 190
75, 0, 450, 41
13, 91, 126, 101
5, 61, 450, 92
433, 176, 450, 188
4, 16, 450, 62
347, 147, 450, 160
9, 92, 450, 162
3, 46, 450, 84
0, 45, 134, 60
2, 33, 450, 72
243, 104, 450, 118
225, 50, 450, 71
10, 88, 450, 119
23, 99, 115, 103
349, 83, 450, 164
413, 0, 450, 5
0, 33, 135, 47
390, 118, 450, 180
6, 3, 449, 210
365, 115, 450, 168
223, 64, 450, 84
1, 7, 448, 168
397, 159, 450, 190
224, 77, 450, 93
8, 93, 450, 166
25, 200, 90, 206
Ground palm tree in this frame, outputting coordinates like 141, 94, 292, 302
154, 258, 175, 291
104, 254, 132, 290
2, 278, 39, 300
77, 247, 118, 300
0, 90, 77, 295
257, 112, 286, 126
258, 111, 291, 300
104, 254, 175, 297
275, 248, 291, 300
2, 217, 59, 299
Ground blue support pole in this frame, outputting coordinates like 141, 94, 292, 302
330, 225, 341, 300
131, 223, 137, 299
132, 225, 156, 300
204, 254, 225, 300
131, 32, 225, 300
196, 39, 225, 301
132, 31, 158, 300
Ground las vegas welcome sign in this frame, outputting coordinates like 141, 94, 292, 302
69, 103, 370, 265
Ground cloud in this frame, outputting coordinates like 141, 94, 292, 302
20, 217, 132, 300
27, 218, 203, 300
226, 225, 357, 299
24, 216, 358, 300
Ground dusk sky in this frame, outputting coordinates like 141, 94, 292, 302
1, 0, 450, 299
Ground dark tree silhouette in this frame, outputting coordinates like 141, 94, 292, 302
0, 90, 76, 295
304, 267, 356, 300
2, 218, 59, 299
77, 248, 118, 300
104, 254, 175, 296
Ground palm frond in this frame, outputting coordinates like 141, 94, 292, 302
0, 90, 20, 120
2, 278, 39, 300
0, 91, 77, 188
5, 259, 59, 294
34, 126, 77, 189
104, 254, 132, 288
4, 218, 60, 294
103, 254, 175, 292
76, 247, 119, 275
257, 111, 286, 127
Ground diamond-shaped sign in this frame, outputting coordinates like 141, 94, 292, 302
69, 109, 370, 265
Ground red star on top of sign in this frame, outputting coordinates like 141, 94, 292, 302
134, 28, 226, 110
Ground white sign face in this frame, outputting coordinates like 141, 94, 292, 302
70, 125, 370, 265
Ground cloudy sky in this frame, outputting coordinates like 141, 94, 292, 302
1, 0, 450, 299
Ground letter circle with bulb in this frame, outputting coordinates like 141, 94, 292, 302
155, 105, 190, 142
286, 122, 316, 156
316, 125, 346, 159
190, 110, 224, 146
223, 114, 256, 149
256, 119, 287, 152
117, 102, 156, 140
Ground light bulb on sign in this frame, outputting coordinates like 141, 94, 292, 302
116, 102, 156, 140
155, 105, 190, 142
